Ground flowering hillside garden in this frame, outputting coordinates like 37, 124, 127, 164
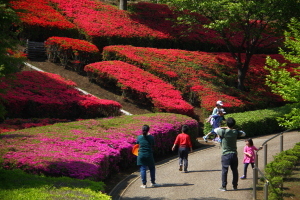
9, 0, 78, 40
45, 37, 101, 72
103, 45, 291, 112
0, 71, 122, 119
0, 113, 198, 180
84, 61, 195, 117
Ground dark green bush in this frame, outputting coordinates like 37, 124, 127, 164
265, 142, 300, 200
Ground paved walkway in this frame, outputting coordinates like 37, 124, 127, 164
110, 131, 300, 200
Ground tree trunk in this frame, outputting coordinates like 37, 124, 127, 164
237, 54, 251, 91
237, 66, 246, 91
119, 0, 127, 10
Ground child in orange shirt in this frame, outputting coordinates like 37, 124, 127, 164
172, 125, 193, 173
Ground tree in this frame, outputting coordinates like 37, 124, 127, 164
119, 0, 127, 10
0, 0, 25, 120
160, 0, 300, 91
265, 18, 300, 129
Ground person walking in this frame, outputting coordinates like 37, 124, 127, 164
136, 125, 160, 188
203, 110, 226, 143
214, 117, 246, 191
172, 125, 193, 173
240, 138, 262, 179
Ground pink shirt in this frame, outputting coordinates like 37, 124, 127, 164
243, 145, 258, 163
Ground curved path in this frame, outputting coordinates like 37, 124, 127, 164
110, 131, 299, 200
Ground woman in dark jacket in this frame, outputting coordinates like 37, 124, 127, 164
136, 125, 160, 188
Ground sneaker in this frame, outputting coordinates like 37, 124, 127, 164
140, 184, 147, 189
233, 186, 238, 191
240, 175, 246, 179
219, 186, 226, 191
151, 183, 161, 187
203, 136, 207, 142
184, 170, 189, 173
179, 165, 182, 171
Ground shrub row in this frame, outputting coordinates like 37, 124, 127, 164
45, 37, 101, 73
10, 0, 79, 41
84, 61, 195, 117
0, 113, 198, 180
203, 104, 295, 137
0, 167, 110, 200
0, 71, 121, 119
265, 142, 300, 200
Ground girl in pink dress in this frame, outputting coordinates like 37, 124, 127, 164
240, 138, 262, 179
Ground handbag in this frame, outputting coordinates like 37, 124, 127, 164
132, 144, 139, 156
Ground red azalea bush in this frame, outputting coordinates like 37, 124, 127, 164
102, 45, 291, 113
9, 0, 78, 41
0, 113, 198, 180
45, 36, 101, 73
0, 118, 70, 133
48, 0, 172, 51
0, 71, 121, 119
84, 61, 195, 117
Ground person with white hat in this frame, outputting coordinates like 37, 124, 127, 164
212, 100, 224, 115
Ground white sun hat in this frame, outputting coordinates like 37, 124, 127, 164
216, 100, 223, 106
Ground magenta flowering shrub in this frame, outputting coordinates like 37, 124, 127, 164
0, 113, 198, 180
0, 71, 121, 119
10, 0, 78, 41
84, 61, 195, 117
45, 37, 101, 73
102, 45, 293, 113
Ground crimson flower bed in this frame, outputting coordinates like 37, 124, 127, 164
45, 36, 101, 73
84, 61, 195, 117
102, 45, 291, 113
0, 71, 121, 119
0, 113, 198, 180
47, 0, 172, 50
10, 0, 78, 41
0, 118, 71, 133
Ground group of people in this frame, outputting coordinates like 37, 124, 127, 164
135, 100, 262, 191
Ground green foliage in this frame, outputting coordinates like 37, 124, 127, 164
203, 104, 294, 137
161, 0, 300, 90
265, 18, 300, 129
265, 142, 300, 200
0, 167, 110, 200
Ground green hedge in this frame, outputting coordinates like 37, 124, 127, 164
0, 167, 110, 200
203, 104, 294, 137
265, 142, 300, 200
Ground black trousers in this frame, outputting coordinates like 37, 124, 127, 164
243, 163, 255, 177
221, 153, 238, 188
178, 147, 189, 171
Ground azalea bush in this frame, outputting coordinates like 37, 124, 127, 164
0, 71, 121, 119
47, 0, 171, 51
0, 118, 71, 133
45, 37, 101, 73
103, 45, 291, 114
84, 61, 195, 117
0, 113, 198, 180
9, 0, 78, 41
